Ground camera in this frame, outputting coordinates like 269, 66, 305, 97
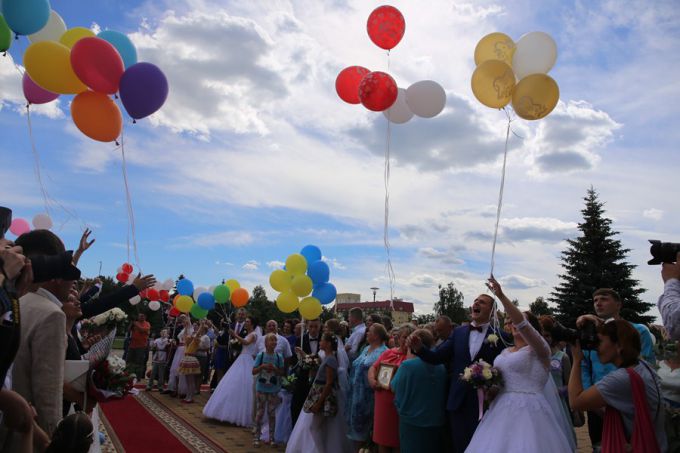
648, 240, 680, 265
549, 319, 599, 350
31, 251, 82, 283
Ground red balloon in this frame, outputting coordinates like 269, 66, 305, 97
71, 37, 124, 94
335, 66, 370, 104
116, 272, 129, 283
367, 5, 405, 50
358, 71, 398, 112
121, 263, 133, 274
169, 307, 180, 317
147, 288, 160, 301
159, 290, 169, 302
139, 289, 148, 299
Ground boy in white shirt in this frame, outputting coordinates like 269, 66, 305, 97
147, 329, 169, 391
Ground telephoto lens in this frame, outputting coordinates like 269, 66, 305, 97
648, 239, 680, 265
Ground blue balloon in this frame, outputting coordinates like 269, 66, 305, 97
197, 292, 215, 310
307, 260, 330, 285
97, 30, 138, 69
1, 0, 50, 35
300, 245, 322, 264
176, 278, 194, 296
312, 282, 336, 305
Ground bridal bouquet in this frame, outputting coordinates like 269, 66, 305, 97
460, 359, 503, 389
90, 308, 128, 333
461, 359, 503, 421
281, 374, 298, 392
89, 354, 135, 401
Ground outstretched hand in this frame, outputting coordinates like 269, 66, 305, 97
661, 252, 680, 282
78, 229, 95, 253
133, 274, 156, 291
486, 276, 504, 298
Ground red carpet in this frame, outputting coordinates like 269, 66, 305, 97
99, 396, 191, 453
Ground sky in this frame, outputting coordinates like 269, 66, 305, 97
1, 0, 678, 319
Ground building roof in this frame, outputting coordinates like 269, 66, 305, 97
335, 299, 414, 313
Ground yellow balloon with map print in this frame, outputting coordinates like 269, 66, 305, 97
474, 32, 515, 66
471, 60, 515, 109
511, 74, 559, 120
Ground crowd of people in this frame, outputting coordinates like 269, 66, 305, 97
1, 201, 680, 453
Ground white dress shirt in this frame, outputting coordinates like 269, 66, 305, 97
257, 333, 293, 358
468, 322, 490, 360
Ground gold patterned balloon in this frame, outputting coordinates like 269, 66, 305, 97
471, 60, 515, 109
511, 74, 559, 120
474, 32, 516, 66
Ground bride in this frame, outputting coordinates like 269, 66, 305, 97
203, 316, 259, 427
465, 278, 573, 453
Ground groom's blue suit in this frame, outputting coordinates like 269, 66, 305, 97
417, 324, 508, 453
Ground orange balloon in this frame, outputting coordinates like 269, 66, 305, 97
172, 294, 180, 308
231, 288, 249, 308
70, 91, 122, 142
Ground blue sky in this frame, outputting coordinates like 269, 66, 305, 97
1, 0, 678, 318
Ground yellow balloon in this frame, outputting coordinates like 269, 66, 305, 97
512, 74, 559, 120
291, 275, 313, 297
474, 32, 516, 66
226, 279, 240, 295
285, 254, 307, 276
59, 27, 95, 48
471, 60, 515, 109
176, 295, 194, 313
270, 270, 293, 292
299, 297, 322, 321
24, 41, 87, 94
276, 291, 299, 314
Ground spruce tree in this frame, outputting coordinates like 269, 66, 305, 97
550, 188, 653, 326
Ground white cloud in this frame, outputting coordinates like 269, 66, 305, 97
418, 247, 464, 265
242, 260, 259, 270
267, 260, 285, 269
187, 231, 255, 247
321, 256, 347, 270
643, 209, 663, 221
0, 56, 64, 119
499, 274, 546, 290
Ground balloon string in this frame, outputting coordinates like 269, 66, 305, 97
384, 49, 395, 308
26, 106, 51, 217
489, 108, 512, 278
119, 125, 141, 272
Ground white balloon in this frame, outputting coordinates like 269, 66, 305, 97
383, 88, 413, 124
512, 31, 557, 79
405, 80, 447, 118
148, 301, 161, 311
193, 287, 207, 300
161, 278, 174, 291
129, 295, 141, 305
208, 285, 217, 293
125, 272, 136, 286
28, 11, 67, 43
32, 213, 53, 230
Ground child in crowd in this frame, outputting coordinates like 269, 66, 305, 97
252, 333, 284, 447
147, 329, 170, 392
179, 323, 207, 403
45, 412, 94, 453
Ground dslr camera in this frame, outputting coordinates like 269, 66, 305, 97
549, 319, 600, 350
648, 240, 680, 265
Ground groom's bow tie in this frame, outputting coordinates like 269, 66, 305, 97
470, 325, 484, 332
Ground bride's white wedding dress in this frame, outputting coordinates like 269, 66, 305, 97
465, 319, 574, 453
203, 331, 259, 427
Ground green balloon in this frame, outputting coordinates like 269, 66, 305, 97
213, 284, 230, 304
190, 303, 208, 319
0, 15, 11, 53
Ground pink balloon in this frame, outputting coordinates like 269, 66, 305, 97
9, 218, 31, 236
22, 73, 59, 105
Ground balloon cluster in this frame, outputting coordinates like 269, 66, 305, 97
471, 32, 560, 120
335, 6, 446, 123
6, 213, 53, 236
130, 277, 174, 312
0, 0, 169, 142
169, 278, 249, 320
269, 245, 337, 321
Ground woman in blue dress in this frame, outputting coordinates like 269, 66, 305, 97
346, 323, 389, 449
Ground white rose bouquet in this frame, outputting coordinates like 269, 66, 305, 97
460, 359, 503, 421
92, 308, 128, 329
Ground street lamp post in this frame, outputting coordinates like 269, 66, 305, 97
370, 287, 379, 303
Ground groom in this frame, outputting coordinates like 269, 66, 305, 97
409, 293, 508, 453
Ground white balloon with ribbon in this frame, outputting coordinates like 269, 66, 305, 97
383, 88, 413, 124
148, 301, 161, 311
32, 213, 52, 230
129, 295, 141, 305
405, 80, 447, 118
28, 10, 67, 43
512, 31, 557, 79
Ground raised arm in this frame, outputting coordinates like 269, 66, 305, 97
487, 277, 550, 363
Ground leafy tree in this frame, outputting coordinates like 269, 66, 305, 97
414, 313, 436, 325
434, 282, 468, 325
529, 297, 553, 316
550, 188, 652, 326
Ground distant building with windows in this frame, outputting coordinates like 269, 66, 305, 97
335, 293, 414, 324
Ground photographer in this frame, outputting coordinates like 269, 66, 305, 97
659, 253, 680, 341
568, 320, 667, 452
576, 288, 656, 451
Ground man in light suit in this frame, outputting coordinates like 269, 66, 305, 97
13, 230, 80, 436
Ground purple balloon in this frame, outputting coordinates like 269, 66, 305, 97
119, 62, 169, 120
22, 72, 59, 105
